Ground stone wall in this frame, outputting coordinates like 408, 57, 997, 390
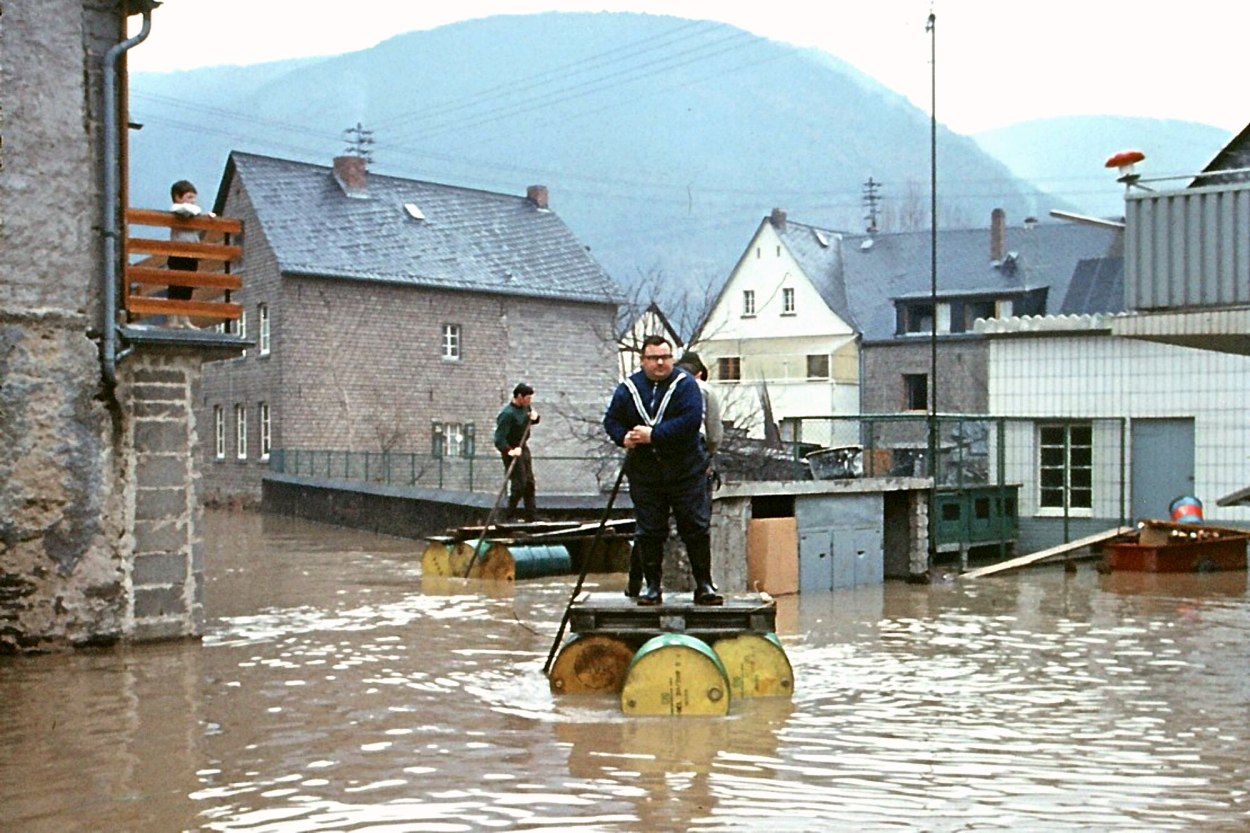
1, 1, 211, 650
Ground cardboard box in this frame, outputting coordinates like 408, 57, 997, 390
746, 517, 798, 595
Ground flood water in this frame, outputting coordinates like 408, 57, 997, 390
3, 510, 1249, 832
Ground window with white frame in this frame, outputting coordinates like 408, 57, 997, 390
444, 422, 465, 457
235, 404, 247, 460
259, 402, 271, 461
258, 303, 270, 355
1039, 423, 1092, 511
442, 323, 461, 360
806, 354, 829, 380
782, 287, 795, 314
213, 405, 224, 459
742, 289, 756, 316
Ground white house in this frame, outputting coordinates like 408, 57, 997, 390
695, 209, 859, 447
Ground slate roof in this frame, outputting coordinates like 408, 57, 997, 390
217, 152, 621, 305
769, 218, 1121, 344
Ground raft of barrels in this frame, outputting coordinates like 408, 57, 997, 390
549, 593, 794, 717
421, 519, 634, 581
421, 519, 795, 717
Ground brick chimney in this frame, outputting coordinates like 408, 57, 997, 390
527, 185, 548, 209
770, 207, 787, 232
990, 207, 1006, 261
333, 155, 368, 199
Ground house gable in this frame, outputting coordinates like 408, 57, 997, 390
700, 220, 854, 344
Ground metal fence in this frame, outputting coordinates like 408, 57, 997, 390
777, 414, 1130, 553
269, 448, 625, 495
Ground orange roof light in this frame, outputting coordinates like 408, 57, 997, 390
1105, 149, 1146, 175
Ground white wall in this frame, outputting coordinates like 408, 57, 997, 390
988, 330, 1250, 523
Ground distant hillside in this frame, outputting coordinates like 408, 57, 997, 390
129, 12, 1075, 295
974, 117, 1232, 220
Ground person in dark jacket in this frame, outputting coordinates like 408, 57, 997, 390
494, 382, 540, 522
604, 335, 722, 606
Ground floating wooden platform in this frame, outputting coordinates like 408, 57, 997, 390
549, 593, 792, 704
567, 591, 776, 641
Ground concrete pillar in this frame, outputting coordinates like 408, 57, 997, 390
121, 354, 205, 640
909, 490, 931, 578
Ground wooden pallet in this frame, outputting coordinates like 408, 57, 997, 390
568, 591, 776, 640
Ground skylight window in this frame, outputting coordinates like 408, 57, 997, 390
403, 202, 425, 221
814, 230, 829, 248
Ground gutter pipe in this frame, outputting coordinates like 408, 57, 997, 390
102, 4, 156, 385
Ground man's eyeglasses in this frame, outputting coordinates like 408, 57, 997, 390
642, 353, 674, 362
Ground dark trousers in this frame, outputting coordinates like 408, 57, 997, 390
500, 448, 536, 521
630, 468, 710, 552
167, 256, 198, 301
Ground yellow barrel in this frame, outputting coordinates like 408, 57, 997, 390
420, 540, 455, 578
712, 632, 794, 699
620, 634, 731, 717
548, 634, 637, 694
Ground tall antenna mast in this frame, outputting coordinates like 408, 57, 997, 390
343, 122, 375, 165
861, 176, 882, 234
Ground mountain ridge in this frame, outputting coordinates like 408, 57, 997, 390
127, 12, 1223, 292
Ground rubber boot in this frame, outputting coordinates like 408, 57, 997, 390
688, 537, 723, 606
636, 540, 663, 606
624, 544, 642, 598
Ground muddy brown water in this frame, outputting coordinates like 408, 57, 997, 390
2, 510, 1249, 831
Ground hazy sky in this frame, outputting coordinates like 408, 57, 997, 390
129, 0, 1245, 136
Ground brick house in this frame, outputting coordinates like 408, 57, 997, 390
200, 151, 622, 502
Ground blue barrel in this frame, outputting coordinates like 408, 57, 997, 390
1170, 495, 1203, 524
508, 544, 572, 580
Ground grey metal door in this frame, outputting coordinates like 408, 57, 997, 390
1130, 418, 1195, 522
798, 528, 833, 592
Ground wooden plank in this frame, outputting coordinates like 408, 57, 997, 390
126, 297, 242, 319
127, 208, 243, 233
127, 239, 242, 261
126, 265, 243, 290
961, 526, 1134, 578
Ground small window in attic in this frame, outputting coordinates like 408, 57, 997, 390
813, 230, 829, 247
403, 202, 426, 221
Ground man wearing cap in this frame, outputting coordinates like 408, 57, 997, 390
604, 335, 723, 606
494, 383, 540, 522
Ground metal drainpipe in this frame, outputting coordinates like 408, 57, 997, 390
102, 5, 155, 385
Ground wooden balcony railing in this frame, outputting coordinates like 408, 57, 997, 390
124, 208, 244, 326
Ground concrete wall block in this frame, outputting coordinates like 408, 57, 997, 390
135, 455, 189, 490
133, 519, 185, 555
132, 367, 187, 385
133, 399, 188, 420
132, 552, 188, 587
134, 419, 187, 453
130, 618, 193, 642
133, 586, 187, 620
130, 383, 186, 403
134, 487, 189, 521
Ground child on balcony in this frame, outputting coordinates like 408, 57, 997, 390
167, 179, 205, 328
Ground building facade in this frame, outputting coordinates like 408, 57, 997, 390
199, 153, 622, 502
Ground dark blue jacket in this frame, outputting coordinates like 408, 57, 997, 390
603, 367, 706, 482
